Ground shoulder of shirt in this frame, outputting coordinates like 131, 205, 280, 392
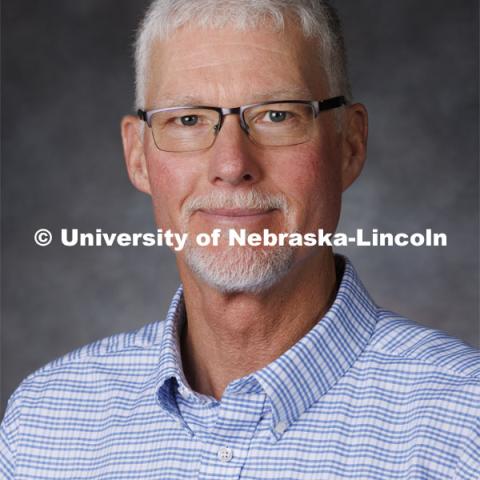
367, 308, 480, 379
18, 319, 167, 386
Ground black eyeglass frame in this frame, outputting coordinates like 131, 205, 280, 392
137, 95, 346, 151
138, 95, 346, 130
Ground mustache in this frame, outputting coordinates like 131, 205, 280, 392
182, 190, 290, 218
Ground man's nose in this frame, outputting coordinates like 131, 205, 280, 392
207, 116, 263, 187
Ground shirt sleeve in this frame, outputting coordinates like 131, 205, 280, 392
0, 390, 20, 479
452, 416, 480, 479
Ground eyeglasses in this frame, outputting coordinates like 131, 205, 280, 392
137, 96, 346, 152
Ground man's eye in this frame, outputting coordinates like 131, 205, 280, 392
178, 115, 198, 126
253, 110, 291, 124
267, 110, 288, 122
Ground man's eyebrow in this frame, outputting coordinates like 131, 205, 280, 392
154, 88, 314, 108
156, 95, 208, 108
250, 88, 314, 102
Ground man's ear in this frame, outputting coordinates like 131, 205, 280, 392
340, 103, 368, 191
121, 115, 151, 195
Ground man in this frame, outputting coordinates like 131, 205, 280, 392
1, 0, 479, 478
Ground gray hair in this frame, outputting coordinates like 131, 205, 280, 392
134, 0, 351, 110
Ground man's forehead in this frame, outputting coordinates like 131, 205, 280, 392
143, 23, 329, 109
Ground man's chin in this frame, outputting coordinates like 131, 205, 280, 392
183, 244, 296, 294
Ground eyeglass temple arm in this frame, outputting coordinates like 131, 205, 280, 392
313, 96, 347, 115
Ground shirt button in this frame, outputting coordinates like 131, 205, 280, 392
274, 421, 287, 434
217, 446, 233, 463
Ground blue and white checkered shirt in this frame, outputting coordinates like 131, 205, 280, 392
1, 258, 479, 479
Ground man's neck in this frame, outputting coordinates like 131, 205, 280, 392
179, 251, 338, 400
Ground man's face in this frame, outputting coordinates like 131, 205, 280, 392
123, 21, 366, 293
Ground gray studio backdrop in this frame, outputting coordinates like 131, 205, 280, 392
2, 1, 479, 412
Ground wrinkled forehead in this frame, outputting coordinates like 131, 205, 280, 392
143, 20, 330, 108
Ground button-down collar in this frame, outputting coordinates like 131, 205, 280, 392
155, 256, 378, 440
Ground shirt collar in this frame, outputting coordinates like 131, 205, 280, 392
155, 256, 378, 439
251, 255, 378, 439
154, 287, 190, 422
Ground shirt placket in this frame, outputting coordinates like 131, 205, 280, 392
197, 391, 266, 479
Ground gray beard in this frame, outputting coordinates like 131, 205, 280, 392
183, 242, 296, 294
